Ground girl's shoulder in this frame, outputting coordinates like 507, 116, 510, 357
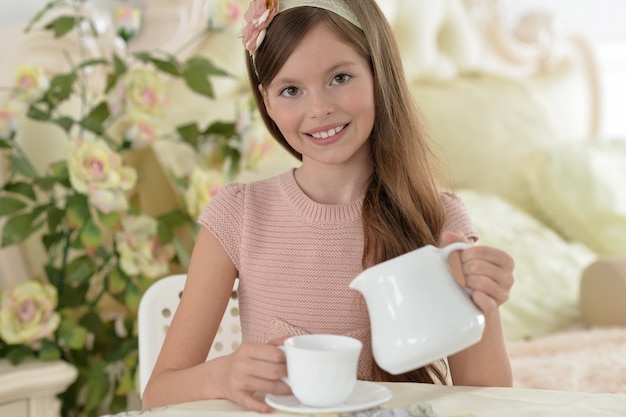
441, 190, 465, 211
220, 170, 292, 198
207, 169, 294, 211
441, 191, 479, 241
197, 170, 292, 231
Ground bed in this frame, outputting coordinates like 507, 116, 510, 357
391, 0, 626, 394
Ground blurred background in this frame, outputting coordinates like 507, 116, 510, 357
1, 0, 625, 138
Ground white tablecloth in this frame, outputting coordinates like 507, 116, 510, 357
117, 383, 626, 417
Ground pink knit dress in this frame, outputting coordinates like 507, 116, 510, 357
198, 169, 478, 380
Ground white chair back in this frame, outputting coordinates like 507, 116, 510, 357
137, 274, 241, 396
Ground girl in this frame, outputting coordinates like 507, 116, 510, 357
142, 0, 514, 413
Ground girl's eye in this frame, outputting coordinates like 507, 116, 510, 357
280, 86, 300, 97
332, 74, 351, 85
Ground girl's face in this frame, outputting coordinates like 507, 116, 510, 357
260, 23, 375, 169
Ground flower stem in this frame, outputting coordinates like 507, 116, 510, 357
9, 138, 40, 178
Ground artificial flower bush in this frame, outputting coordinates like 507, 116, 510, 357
0, 1, 273, 416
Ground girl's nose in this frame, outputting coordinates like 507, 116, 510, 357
308, 90, 334, 119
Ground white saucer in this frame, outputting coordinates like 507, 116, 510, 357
265, 381, 392, 414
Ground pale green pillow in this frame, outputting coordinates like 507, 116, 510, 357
415, 60, 593, 210
523, 141, 626, 256
456, 189, 597, 342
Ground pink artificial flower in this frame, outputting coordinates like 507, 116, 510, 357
239, 0, 279, 54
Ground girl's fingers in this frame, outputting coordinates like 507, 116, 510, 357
237, 391, 271, 414
471, 290, 498, 313
461, 246, 515, 272
458, 247, 515, 309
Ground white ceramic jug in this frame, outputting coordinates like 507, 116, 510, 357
349, 242, 485, 375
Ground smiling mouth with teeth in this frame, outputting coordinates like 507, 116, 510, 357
310, 124, 347, 139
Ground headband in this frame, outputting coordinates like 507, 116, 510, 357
240, 0, 361, 55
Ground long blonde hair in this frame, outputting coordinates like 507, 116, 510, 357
246, 0, 448, 385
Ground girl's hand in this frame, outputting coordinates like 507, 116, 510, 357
212, 338, 291, 413
442, 231, 515, 314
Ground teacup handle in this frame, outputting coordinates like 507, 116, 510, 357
439, 242, 472, 294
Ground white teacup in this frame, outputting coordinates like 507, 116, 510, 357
279, 334, 362, 407
350, 242, 485, 375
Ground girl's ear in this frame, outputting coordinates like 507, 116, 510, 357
258, 84, 273, 118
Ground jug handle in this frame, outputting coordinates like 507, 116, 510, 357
439, 242, 473, 294
439, 242, 472, 260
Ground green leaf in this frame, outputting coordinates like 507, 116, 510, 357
133, 51, 152, 62
9, 154, 37, 178
182, 67, 214, 98
176, 123, 200, 146
157, 220, 172, 242
226, 148, 242, 178
38, 339, 62, 360
134, 52, 181, 75
0, 139, 10, 149
42, 231, 65, 251
49, 160, 69, 180
124, 283, 143, 311
66, 194, 90, 228
44, 15, 76, 38
79, 219, 103, 247
115, 367, 135, 396
57, 283, 89, 308
46, 73, 77, 106
59, 319, 88, 350
181, 57, 227, 98
84, 360, 110, 412
0, 196, 27, 216
105, 73, 118, 93
53, 116, 73, 132
158, 209, 190, 233
2, 211, 44, 246
79, 102, 110, 135
110, 392, 129, 413
24, 1, 61, 33
44, 264, 62, 287
27, 105, 51, 121
107, 267, 127, 295
113, 53, 127, 76
185, 56, 228, 77
47, 206, 65, 231
172, 235, 191, 270
32, 204, 48, 219
33, 176, 60, 190
76, 58, 108, 70
151, 58, 180, 76
97, 210, 121, 229
204, 121, 236, 137
66, 255, 95, 284
80, 312, 104, 337
4, 344, 35, 364
117, 26, 139, 43
4, 182, 36, 200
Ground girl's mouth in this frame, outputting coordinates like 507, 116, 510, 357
309, 124, 348, 139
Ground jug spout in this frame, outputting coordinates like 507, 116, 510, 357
348, 273, 366, 294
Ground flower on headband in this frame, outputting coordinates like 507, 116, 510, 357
240, 0, 279, 54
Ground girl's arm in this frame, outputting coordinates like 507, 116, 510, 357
141, 227, 290, 412
448, 308, 513, 386
443, 231, 514, 387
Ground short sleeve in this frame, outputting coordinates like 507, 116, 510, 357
440, 191, 479, 244
198, 182, 245, 269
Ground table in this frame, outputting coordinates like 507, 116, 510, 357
111, 383, 626, 417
